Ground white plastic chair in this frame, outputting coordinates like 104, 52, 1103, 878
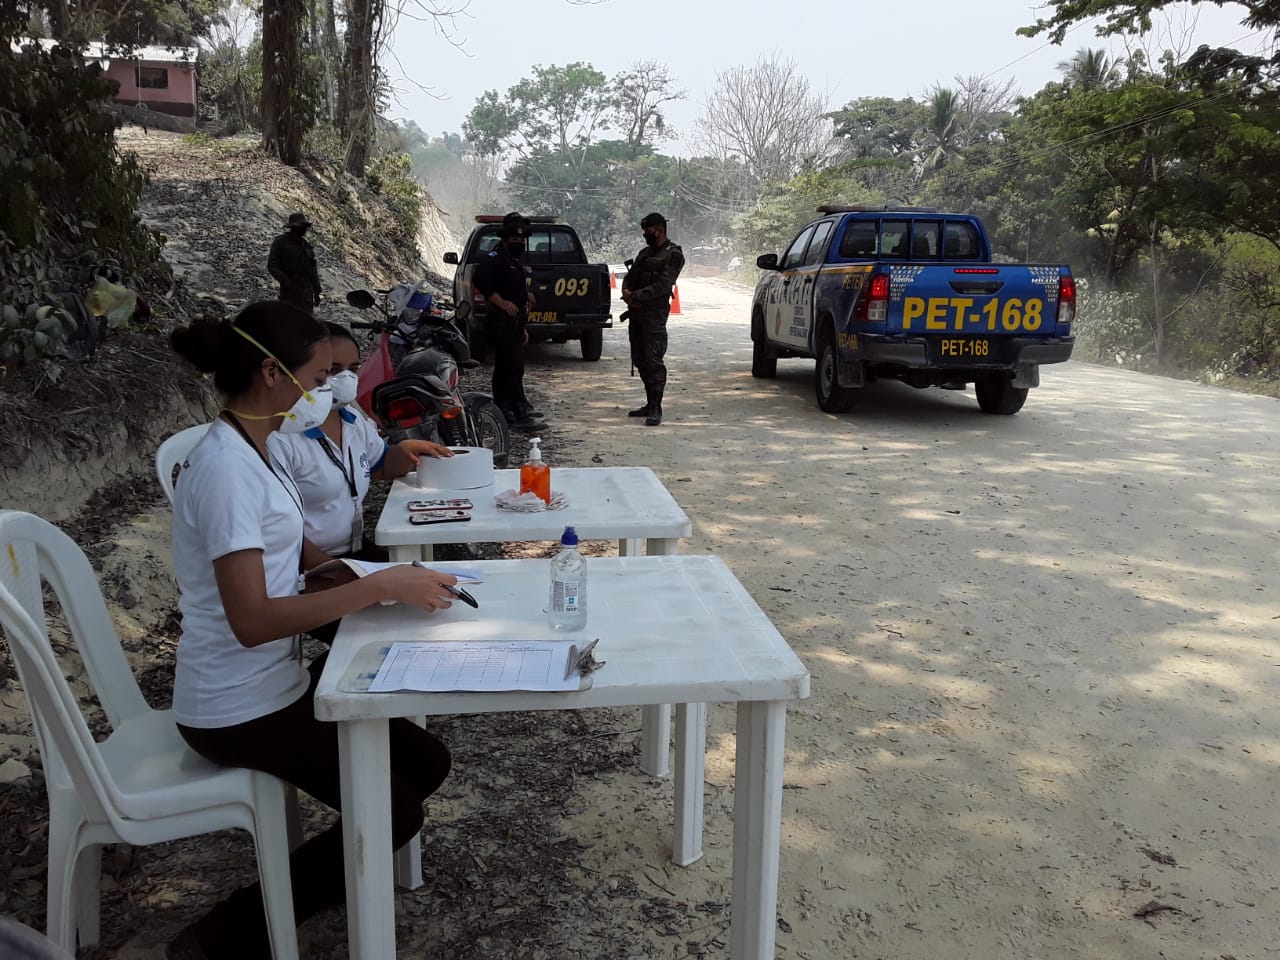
0, 510, 299, 959
155, 423, 211, 505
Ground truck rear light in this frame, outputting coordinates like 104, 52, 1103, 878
1057, 274, 1076, 327
953, 268, 999, 274
387, 397, 426, 427
860, 273, 890, 323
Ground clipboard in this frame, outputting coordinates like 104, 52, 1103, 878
339, 641, 596, 693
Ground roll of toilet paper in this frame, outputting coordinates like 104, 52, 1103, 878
413, 446, 494, 490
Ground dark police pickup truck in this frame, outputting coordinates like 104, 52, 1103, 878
444, 216, 612, 361
750, 206, 1076, 414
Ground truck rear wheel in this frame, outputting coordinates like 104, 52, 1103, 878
580, 327, 603, 361
751, 308, 777, 378
975, 373, 1028, 414
815, 326, 857, 413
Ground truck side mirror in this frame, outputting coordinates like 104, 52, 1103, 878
756, 253, 779, 271
443, 252, 459, 265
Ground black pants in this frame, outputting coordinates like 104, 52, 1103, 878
489, 315, 527, 413
629, 312, 669, 399
177, 655, 451, 958
279, 288, 315, 317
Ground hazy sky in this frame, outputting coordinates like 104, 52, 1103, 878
385, 0, 1267, 153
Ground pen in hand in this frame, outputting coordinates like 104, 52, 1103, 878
412, 561, 479, 608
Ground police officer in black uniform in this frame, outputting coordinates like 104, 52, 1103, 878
622, 212, 684, 426
267, 212, 322, 315
472, 212, 544, 429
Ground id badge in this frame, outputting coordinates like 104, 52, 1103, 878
350, 502, 364, 555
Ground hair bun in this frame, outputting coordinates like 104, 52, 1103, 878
169, 316, 233, 373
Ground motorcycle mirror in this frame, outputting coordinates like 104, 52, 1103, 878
454, 300, 472, 321
346, 290, 377, 310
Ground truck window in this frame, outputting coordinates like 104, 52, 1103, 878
802, 221, 834, 267
911, 221, 941, 259
838, 220, 877, 259
781, 225, 816, 270
880, 220, 910, 259
526, 229, 583, 264
475, 233, 501, 257
943, 221, 982, 260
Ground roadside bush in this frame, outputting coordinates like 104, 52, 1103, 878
1072, 281, 1150, 368
365, 150, 423, 246
0, 40, 168, 376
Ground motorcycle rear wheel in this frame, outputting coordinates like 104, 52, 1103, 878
463, 393, 511, 467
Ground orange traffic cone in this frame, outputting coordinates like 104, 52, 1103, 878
609, 270, 617, 289
670, 284, 682, 315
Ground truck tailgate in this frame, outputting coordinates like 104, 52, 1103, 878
887, 265, 1064, 333
527, 263, 611, 324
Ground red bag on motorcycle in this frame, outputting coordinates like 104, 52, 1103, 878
357, 332, 395, 419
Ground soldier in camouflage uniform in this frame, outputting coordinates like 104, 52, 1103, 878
621, 212, 684, 426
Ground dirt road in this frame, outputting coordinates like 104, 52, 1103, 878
525, 276, 1280, 959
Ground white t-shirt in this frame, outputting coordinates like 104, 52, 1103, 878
171, 418, 310, 728
269, 407, 388, 556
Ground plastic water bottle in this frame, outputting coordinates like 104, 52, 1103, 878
548, 526, 587, 631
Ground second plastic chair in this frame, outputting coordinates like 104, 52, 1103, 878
0, 510, 299, 959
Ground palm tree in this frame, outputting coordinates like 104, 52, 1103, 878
920, 86, 959, 174
1057, 48, 1119, 91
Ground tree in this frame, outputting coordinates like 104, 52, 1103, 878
1057, 47, 1121, 90
695, 53, 832, 187
261, 0, 306, 164
465, 62, 615, 170
198, 0, 260, 129
1019, 0, 1279, 49
613, 60, 684, 159
919, 85, 959, 173
339, 0, 377, 175
830, 96, 924, 160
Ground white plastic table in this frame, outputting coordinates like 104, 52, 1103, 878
314, 555, 809, 960
375, 466, 693, 563
376, 465, 695, 881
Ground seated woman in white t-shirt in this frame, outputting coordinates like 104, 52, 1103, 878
269, 322, 451, 562
165, 301, 455, 960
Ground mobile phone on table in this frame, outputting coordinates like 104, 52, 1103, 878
408, 498, 473, 511
409, 510, 471, 525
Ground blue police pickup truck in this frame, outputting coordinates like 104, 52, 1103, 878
750, 206, 1076, 415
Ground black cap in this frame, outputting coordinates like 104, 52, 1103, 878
640, 212, 667, 229
287, 212, 311, 228
501, 212, 530, 238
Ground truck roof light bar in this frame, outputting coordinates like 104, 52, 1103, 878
816, 205, 939, 214
474, 215, 561, 224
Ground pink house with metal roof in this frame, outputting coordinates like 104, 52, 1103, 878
16, 39, 198, 117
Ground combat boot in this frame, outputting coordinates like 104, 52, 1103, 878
645, 390, 663, 426
627, 404, 651, 417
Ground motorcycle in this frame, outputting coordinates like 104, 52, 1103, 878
345, 284, 512, 467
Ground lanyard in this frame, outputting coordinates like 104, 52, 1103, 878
220, 411, 307, 661
313, 430, 359, 500
220, 414, 307, 563
313, 425, 365, 556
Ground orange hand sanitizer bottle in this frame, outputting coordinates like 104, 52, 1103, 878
519, 436, 551, 504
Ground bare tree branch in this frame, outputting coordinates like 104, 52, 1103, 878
694, 53, 833, 187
